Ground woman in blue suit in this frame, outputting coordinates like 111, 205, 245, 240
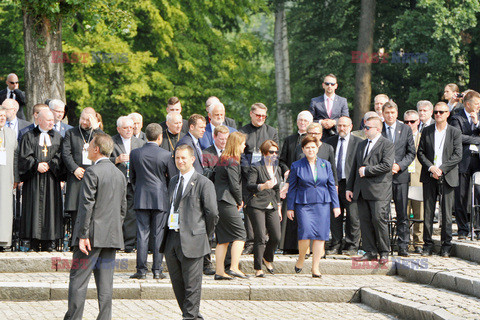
287, 135, 340, 277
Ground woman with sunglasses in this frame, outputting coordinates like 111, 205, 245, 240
287, 135, 340, 278
214, 132, 248, 280
246, 140, 283, 277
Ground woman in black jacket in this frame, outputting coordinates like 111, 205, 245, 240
214, 131, 248, 280
247, 140, 282, 277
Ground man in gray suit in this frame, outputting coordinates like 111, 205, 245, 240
347, 116, 394, 264
160, 144, 218, 319
64, 133, 127, 320
49, 99, 73, 137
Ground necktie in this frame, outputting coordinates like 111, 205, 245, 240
195, 141, 203, 163
6, 121, 11, 128
173, 176, 184, 212
326, 98, 332, 118
363, 140, 371, 161
471, 118, 476, 132
337, 137, 344, 179
9, 91, 13, 99
387, 126, 394, 142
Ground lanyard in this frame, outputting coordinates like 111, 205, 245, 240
79, 127, 94, 147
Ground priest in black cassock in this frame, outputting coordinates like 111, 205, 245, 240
160, 112, 185, 153
19, 109, 63, 252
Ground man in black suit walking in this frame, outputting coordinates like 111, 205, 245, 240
0, 74, 26, 120
346, 117, 394, 264
110, 116, 146, 252
381, 101, 416, 256
129, 124, 176, 280
325, 116, 362, 255
176, 114, 207, 174
417, 102, 462, 257
449, 91, 480, 240
64, 133, 127, 320
160, 144, 218, 319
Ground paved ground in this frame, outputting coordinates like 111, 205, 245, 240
0, 300, 398, 319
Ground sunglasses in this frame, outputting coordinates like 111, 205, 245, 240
404, 120, 418, 124
9, 81, 19, 84
324, 82, 336, 86
364, 125, 374, 130
253, 113, 267, 120
433, 110, 447, 115
268, 150, 279, 155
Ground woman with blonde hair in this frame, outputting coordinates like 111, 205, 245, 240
213, 131, 248, 280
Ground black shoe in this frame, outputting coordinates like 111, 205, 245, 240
214, 274, 233, 280
357, 253, 377, 261
458, 235, 467, 240
226, 270, 249, 279
421, 249, 433, 256
153, 272, 166, 280
294, 265, 302, 273
414, 247, 423, 254
378, 254, 388, 264
242, 245, 253, 255
262, 259, 274, 274
255, 272, 266, 278
124, 248, 135, 253
130, 272, 146, 279
305, 253, 311, 259
440, 251, 450, 258
203, 267, 215, 276
312, 273, 322, 278
398, 249, 409, 257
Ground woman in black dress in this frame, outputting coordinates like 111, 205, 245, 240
247, 140, 283, 277
214, 131, 248, 280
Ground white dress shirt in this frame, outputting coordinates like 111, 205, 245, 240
433, 124, 448, 167
335, 133, 350, 180
121, 136, 132, 155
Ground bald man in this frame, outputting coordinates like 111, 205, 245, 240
62, 107, 103, 247
19, 109, 63, 252
1, 73, 26, 120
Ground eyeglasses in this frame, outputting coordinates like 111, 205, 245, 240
404, 120, 418, 124
9, 81, 19, 84
252, 113, 267, 120
267, 150, 279, 155
307, 132, 321, 136
433, 110, 447, 115
324, 82, 336, 86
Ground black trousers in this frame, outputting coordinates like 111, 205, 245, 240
248, 207, 281, 270
423, 180, 454, 252
330, 179, 360, 250
135, 209, 167, 273
123, 183, 136, 250
165, 231, 204, 320
455, 157, 480, 236
64, 247, 116, 320
392, 183, 409, 250
357, 195, 390, 255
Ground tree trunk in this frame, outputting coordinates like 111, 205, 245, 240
23, 11, 65, 122
274, 2, 293, 141
469, 43, 480, 92
353, 0, 376, 129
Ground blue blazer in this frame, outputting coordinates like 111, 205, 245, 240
286, 157, 339, 210
198, 123, 236, 150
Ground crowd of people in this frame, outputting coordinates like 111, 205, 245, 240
1, 72, 480, 319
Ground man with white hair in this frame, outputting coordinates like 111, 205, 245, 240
19, 109, 63, 252
160, 96, 189, 134
417, 100, 434, 132
205, 96, 236, 128
1, 73, 26, 120
111, 116, 145, 252
129, 112, 147, 142
199, 102, 236, 149
49, 99, 72, 137
160, 112, 185, 152
2, 99, 31, 140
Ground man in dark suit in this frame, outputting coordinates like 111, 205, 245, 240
450, 91, 480, 240
160, 96, 189, 134
381, 101, 416, 256
346, 116, 394, 264
49, 99, 73, 137
129, 124, 176, 280
175, 114, 207, 174
0, 74, 26, 120
160, 144, 218, 319
325, 116, 362, 255
64, 133, 127, 320
199, 102, 236, 150
417, 100, 434, 133
2, 99, 31, 140
202, 125, 230, 180
308, 74, 349, 140
110, 116, 146, 252
417, 102, 462, 257
129, 112, 147, 142
205, 96, 236, 129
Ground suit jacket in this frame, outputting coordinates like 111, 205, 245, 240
202, 144, 220, 180
0, 88, 26, 120
381, 121, 416, 184
324, 133, 362, 185
417, 124, 462, 188
135, 131, 147, 142
279, 132, 307, 174
448, 102, 464, 123
130, 142, 176, 211
419, 118, 434, 133
214, 157, 242, 206
198, 123, 236, 150
73, 159, 127, 249
176, 133, 204, 173
110, 134, 146, 179
206, 114, 237, 129
309, 94, 349, 137
287, 157, 340, 210
246, 160, 282, 210
18, 123, 35, 143
294, 142, 338, 184
449, 109, 480, 173
347, 136, 394, 201
12, 118, 31, 141
55, 121, 73, 137
160, 171, 219, 258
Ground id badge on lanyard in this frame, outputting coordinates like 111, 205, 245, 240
251, 150, 262, 165
82, 143, 92, 165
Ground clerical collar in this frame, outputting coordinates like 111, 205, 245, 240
167, 129, 178, 136
95, 156, 109, 165
38, 127, 49, 133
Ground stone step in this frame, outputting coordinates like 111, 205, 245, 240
0, 273, 405, 302
432, 237, 480, 263
360, 282, 480, 320
0, 252, 395, 275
